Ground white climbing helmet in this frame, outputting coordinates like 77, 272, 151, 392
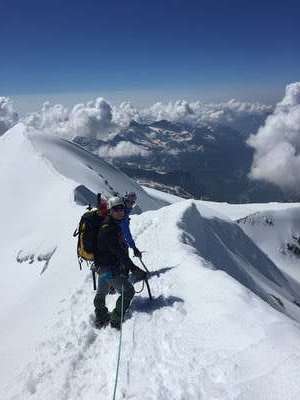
108, 196, 125, 210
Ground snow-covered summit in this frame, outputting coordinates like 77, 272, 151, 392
24, 124, 165, 211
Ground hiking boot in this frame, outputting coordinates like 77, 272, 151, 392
110, 319, 121, 330
94, 313, 110, 329
110, 309, 123, 330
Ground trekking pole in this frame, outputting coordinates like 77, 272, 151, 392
138, 257, 152, 301
139, 257, 150, 273
92, 270, 97, 291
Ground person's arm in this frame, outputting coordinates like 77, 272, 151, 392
104, 226, 147, 278
120, 217, 142, 257
120, 217, 135, 248
104, 226, 137, 271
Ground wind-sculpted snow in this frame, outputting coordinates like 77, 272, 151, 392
16, 247, 57, 275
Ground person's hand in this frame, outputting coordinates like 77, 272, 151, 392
133, 246, 142, 258
131, 265, 147, 280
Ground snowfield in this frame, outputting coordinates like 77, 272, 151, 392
1, 124, 300, 400
236, 208, 300, 284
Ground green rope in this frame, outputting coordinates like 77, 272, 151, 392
112, 284, 124, 400
134, 279, 145, 294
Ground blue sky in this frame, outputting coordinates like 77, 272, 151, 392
1, 0, 299, 108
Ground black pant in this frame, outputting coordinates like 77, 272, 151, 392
94, 271, 135, 323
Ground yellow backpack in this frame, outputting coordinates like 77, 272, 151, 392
73, 209, 104, 268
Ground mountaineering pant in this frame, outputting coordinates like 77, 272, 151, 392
94, 271, 135, 324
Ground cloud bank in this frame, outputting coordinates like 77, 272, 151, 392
0, 97, 18, 136
140, 99, 271, 134
21, 96, 271, 139
248, 82, 300, 193
0, 93, 273, 162
114, 99, 271, 134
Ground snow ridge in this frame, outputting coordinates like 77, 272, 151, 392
2, 124, 300, 400
5, 200, 300, 400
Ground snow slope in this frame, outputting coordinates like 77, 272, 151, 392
0, 123, 163, 392
237, 208, 300, 284
2, 124, 300, 400
27, 128, 167, 212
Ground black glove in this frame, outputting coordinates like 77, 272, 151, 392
131, 265, 147, 280
133, 246, 142, 258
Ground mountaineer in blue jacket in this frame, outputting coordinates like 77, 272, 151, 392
120, 192, 142, 258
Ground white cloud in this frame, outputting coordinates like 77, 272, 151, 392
194, 99, 272, 133
24, 98, 118, 139
112, 101, 141, 127
0, 97, 18, 135
24, 102, 70, 137
98, 141, 150, 159
69, 97, 115, 138
248, 82, 300, 193
142, 100, 194, 123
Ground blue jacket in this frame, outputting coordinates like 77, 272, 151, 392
120, 207, 135, 248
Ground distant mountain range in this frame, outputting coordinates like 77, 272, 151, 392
73, 119, 292, 203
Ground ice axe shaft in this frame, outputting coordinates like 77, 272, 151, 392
144, 278, 153, 301
92, 270, 97, 291
139, 257, 150, 273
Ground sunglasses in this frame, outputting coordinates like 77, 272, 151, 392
125, 199, 136, 206
111, 205, 125, 212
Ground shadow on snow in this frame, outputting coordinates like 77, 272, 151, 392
130, 295, 184, 315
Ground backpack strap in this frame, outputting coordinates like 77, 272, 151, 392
73, 228, 79, 237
